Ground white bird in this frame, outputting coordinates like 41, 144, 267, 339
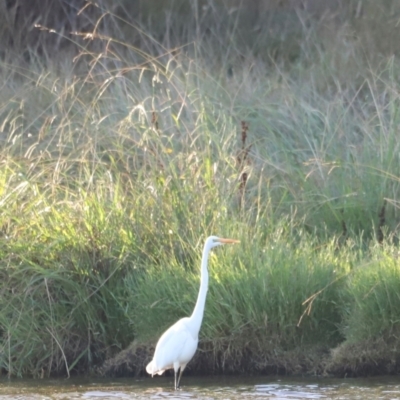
146, 236, 240, 390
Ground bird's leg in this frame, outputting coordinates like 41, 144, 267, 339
174, 369, 178, 390
176, 367, 184, 389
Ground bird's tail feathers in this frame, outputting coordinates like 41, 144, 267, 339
146, 360, 165, 376
146, 361, 155, 376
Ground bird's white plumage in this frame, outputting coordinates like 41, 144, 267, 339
145, 236, 239, 390
146, 317, 197, 376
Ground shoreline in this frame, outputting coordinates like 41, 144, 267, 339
100, 337, 400, 379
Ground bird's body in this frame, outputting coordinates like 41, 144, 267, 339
146, 236, 239, 390
146, 317, 197, 376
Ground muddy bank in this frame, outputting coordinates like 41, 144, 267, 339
100, 337, 400, 378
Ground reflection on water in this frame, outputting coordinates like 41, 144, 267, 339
0, 375, 399, 399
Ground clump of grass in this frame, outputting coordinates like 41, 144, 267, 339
342, 244, 400, 342
0, 167, 140, 377
323, 242, 400, 376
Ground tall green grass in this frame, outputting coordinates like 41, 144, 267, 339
325, 243, 400, 376
1, 0, 400, 377
342, 244, 400, 342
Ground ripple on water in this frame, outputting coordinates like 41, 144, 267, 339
82, 391, 131, 398
0, 397, 52, 400
254, 384, 327, 399
1, 376, 400, 400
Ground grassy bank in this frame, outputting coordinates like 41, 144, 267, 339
1, 0, 400, 378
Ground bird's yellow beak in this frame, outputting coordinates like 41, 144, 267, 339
217, 238, 240, 244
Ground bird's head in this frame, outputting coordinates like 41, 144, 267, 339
206, 235, 240, 250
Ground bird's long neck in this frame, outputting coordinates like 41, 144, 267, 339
189, 243, 211, 334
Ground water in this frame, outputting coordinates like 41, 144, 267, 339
0, 376, 399, 399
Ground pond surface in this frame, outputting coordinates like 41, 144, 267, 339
0, 375, 399, 399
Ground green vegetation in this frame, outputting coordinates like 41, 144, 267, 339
1, 0, 400, 378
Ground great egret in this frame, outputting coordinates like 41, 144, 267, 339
146, 236, 239, 390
